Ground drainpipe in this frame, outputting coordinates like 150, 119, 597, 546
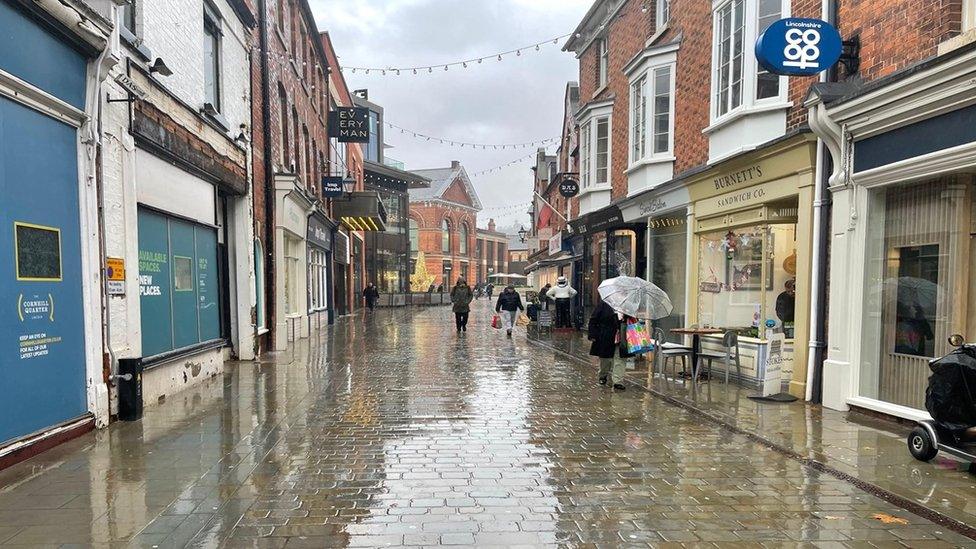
259, 0, 275, 352
805, 0, 839, 402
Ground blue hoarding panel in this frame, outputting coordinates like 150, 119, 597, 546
169, 219, 198, 349
0, 97, 86, 444
195, 227, 220, 342
138, 210, 174, 356
0, 2, 87, 109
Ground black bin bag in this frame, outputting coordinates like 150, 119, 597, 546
926, 346, 976, 431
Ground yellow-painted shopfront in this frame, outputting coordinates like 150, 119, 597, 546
684, 133, 817, 397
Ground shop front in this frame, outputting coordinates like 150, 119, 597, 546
307, 212, 334, 330
333, 229, 350, 316
809, 45, 976, 419
618, 183, 691, 339
685, 133, 817, 396
274, 175, 315, 350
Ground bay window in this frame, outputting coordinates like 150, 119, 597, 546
652, 66, 672, 154
714, 0, 745, 118
630, 64, 674, 165
595, 118, 609, 185
631, 76, 647, 163
578, 106, 612, 191
580, 122, 591, 188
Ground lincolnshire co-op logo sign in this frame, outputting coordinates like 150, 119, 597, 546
755, 18, 842, 76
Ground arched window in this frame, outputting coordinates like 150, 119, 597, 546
409, 219, 419, 251
459, 223, 468, 255
442, 219, 451, 254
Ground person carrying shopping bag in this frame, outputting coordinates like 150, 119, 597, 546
494, 285, 524, 337
588, 299, 628, 390
450, 278, 474, 333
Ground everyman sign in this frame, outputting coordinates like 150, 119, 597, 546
328, 107, 370, 142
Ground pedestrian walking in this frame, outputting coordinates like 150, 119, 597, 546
587, 300, 627, 390
451, 279, 474, 333
546, 276, 578, 328
494, 285, 524, 337
362, 283, 379, 312
486, 283, 494, 300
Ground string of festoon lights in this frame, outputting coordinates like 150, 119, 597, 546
468, 150, 549, 177
386, 121, 559, 150
480, 201, 532, 213
340, 33, 572, 76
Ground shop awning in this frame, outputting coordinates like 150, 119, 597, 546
333, 191, 387, 231
568, 205, 623, 235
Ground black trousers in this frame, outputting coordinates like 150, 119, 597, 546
555, 298, 571, 328
455, 312, 469, 330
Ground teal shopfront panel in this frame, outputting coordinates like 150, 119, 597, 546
0, 97, 87, 444
137, 211, 173, 357
195, 227, 220, 342
137, 209, 222, 357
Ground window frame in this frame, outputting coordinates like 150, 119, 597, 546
254, 238, 266, 330
203, 2, 223, 114
710, 0, 789, 125
630, 75, 647, 164
459, 223, 469, 255
651, 65, 674, 156
442, 219, 452, 254
657, 0, 670, 27
597, 38, 609, 90
595, 117, 610, 186
966, 0, 976, 31
278, 85, 289, 169
120, 0, 137, 36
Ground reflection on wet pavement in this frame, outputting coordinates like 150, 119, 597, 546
0, 304, 972, 547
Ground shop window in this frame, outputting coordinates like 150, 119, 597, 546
255, 239, 266, 330
697, 220, 796, 338
138, 209, 221, 357
203, 2, 222, 114
308, 247, 328, 312
15, 223, 61, 281
649, 215, 687, 335
859, 181, 969, 410
284, 235, 300, 314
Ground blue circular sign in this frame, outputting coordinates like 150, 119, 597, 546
755, 18, 842, 76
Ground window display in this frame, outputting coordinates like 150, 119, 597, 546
860, 180, 972, 409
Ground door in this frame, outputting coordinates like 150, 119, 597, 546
0, 97, 87, 444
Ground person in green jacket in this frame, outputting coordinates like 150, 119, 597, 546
451, 279, 474, 333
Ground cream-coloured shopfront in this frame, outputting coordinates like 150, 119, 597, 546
685, 133, 817, 397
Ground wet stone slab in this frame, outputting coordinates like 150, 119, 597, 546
0, 305, 971, 548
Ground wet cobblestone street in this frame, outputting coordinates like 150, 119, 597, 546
0, 305, 972, 548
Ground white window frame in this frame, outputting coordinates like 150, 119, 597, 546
577, 102, 614, 193
630, 75, 647, 164
625, 42, 678, 170
308, 247, 328, 312
650, 65, 674, 156
965, 0, 976, 31
203, 2, 222, 114
598, 38, 609, 90
709, 0, 789, 126
284, 235, 301, 315
594, 117, 610, 186
657, 0, 670, 27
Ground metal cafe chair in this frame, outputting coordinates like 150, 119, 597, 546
698, 330, 742, 384
654, 327, 692, 378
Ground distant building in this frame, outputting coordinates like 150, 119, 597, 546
475, 220, 510, 284
409, 161, 482, 287
508, 235, 529, 276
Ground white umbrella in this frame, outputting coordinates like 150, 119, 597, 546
598, 276, 673, 320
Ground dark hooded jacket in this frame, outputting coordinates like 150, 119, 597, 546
588, 301, 621, 359
451, 283, 473, 313
495, 288, 524, 312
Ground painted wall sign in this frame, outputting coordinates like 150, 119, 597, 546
328, 107, 370, 143
322, 176, 345, 198
755, 18, 843, 76
558, 177, 580, 198
713, 165, 763, 191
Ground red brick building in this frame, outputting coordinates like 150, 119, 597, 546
251, 0, 362, 352
409, 161, 483, 288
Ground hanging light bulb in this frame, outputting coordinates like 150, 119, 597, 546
497, 54, 502, 61
444, 65, 448, 71
478, 58, 483, 63
428, 67, 433, 73
381, 70, 386, 75
413, 68, 417, 75
365, 69, 370, 74
351, 68, 357, 73
462, 62, 467, 68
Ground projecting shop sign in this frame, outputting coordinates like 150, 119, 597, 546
328, 107, 370, 142
755, 18, 842, 76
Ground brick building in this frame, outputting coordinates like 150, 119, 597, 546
409, 161, 482, 288
251, 0, 361, 352
807, 1, 976, 419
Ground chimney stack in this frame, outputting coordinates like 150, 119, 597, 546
451, 160, 460, 169
488, 218, 496, 232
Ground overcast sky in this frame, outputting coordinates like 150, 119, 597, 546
308, 0, 591, 232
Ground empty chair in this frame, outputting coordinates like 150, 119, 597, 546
654, 327, 691, 378
698, 330, 742, 384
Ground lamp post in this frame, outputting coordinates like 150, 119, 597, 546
517, 225, 528, 243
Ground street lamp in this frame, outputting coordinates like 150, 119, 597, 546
517, 225, 528, 243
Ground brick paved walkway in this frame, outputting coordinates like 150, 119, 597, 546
0, 304, 971, 547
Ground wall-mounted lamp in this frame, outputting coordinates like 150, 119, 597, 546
149, 57, 173, 77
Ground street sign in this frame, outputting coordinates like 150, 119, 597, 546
328, 107, 370, 142
106, 257, 125, 295
559, 177, 580, 198
322, 176, 345, 198
755, 18, 842, 76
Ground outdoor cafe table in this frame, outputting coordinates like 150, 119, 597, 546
670, 327, 723, 380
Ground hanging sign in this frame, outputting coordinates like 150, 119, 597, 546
755, 18, 843, 76
322, 176, 345, 198
558, 176, 580, 198
328, 107, 370, 142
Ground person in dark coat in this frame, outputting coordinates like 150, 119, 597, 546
539, 283, 553, 310
588, 300, 626, 390
450, 279, 474, 333
494, 285, 524, 337
486, 283, 495, 300
362, 283, 379, 312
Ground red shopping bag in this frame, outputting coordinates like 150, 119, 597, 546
491, 314, 502, 329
